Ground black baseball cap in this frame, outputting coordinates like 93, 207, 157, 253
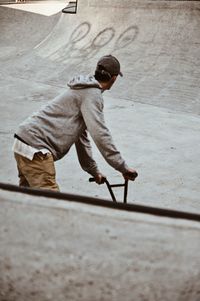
96, 55, 123, 77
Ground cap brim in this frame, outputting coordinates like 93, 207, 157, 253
119, 71, 123, 77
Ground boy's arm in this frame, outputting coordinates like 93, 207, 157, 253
75, 130, 102, 178
81, 93, 129, 174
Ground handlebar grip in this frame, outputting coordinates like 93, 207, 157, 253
89, 177, 95, 182
89, 177, 107, 184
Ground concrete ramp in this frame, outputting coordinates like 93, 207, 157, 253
0, 5, 61, 60
1, 0, 200, 113
0, 188, 200, 301
36, 0, 200, 114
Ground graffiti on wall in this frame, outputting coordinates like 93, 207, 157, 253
48, 22, 139, 63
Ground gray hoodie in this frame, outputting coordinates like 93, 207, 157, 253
16, 75, 128, 176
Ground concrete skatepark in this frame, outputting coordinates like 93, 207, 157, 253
0, 0, 200, 300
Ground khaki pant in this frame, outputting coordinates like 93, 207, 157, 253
14, 152, 59, 191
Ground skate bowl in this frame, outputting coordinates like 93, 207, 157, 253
0, 1, 200, 299
1, 0, 200, 113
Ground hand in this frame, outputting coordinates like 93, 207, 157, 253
123, 168, 138, 181
94, 173, 106, 185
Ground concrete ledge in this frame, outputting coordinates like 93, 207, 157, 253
0, 188, 200, 300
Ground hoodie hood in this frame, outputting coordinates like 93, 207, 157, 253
67, 74, 102, 90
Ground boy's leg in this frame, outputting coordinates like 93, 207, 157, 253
17, 167, 30, 187
14, 152, 59, 191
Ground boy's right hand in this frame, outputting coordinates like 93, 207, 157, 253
94, 173, 107, 185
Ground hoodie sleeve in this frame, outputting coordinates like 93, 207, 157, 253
75, 130, 101, 177
80, 91, 128, 174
